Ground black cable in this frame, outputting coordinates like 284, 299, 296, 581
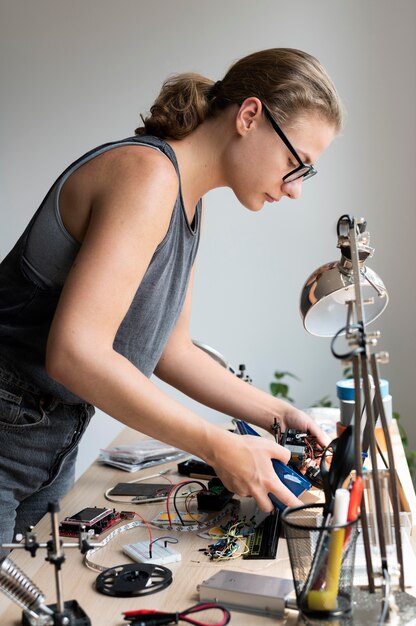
337, 214, 355, 236
375, 440, 389, 469
330, 323, 364, 361
172, 481, 206, 526
173, 484, 184, 525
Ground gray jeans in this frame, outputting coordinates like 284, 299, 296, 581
0, 364, 94, 553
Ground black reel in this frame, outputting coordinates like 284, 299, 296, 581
95, 563, 172, 597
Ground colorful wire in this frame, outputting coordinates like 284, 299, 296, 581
123, 602, 231, 626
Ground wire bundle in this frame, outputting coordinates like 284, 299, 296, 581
165, 480, 207, 526
202, 519, 253, 561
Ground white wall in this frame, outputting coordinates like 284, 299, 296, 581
1, 0, 415, 478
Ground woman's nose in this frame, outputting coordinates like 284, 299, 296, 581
282, 177, 303, 199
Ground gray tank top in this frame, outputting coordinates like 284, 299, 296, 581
0, 136, 201, 403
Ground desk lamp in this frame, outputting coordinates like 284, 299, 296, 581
300, 215, 405, 597
300, 216, 388, 337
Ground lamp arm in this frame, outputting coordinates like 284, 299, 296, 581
348, 219, 366, 327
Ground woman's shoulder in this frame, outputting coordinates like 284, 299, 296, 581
60, 139, 179, 242
66, 140, 179, 207
100, 143, 180, 215
95, 139, 178, 184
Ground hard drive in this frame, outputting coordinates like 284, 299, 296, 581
198, 569, 294, 618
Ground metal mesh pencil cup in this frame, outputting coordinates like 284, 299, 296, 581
281, 503, 359, 618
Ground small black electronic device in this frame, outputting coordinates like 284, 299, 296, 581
281, 428, 308, 467
177, 459, 217, 479
305, 464, 324, 489
196, 477, 234, 511
59, 507, 128, 537
108, 483, 171, 499
280, 428, 324, 489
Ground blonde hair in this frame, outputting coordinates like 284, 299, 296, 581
135, 48, 343, 139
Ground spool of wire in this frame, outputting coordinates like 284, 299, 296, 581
0, 556, 53, 620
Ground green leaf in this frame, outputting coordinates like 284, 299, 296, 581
270, 382, 289, 396
311, 395, 333, 408
270, 382, 294, 403
272, 370, 300, 382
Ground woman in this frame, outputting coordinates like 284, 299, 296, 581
0, 48, 342, 546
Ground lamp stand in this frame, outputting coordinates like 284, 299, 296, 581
336, 215, 404, 594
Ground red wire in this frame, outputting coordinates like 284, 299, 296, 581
124, 602, 230, 626
159, 473, 174, 484
132, 511, 153, 558
180, 603, 230, 626
306, 439, 315, 460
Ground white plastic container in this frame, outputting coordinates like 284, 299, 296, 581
336, 378, 392, 429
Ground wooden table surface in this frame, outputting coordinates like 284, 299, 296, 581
1, 422, 415, 625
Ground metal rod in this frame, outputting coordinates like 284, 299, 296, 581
360, 490, 376, 593
349, 220, 365, 325
352, 353, 375, 591
371, 354, 405, 591
49, 504, 65, 615
361, 269, 386, 296
353, 354, 362, 477
361, 355, 389, 573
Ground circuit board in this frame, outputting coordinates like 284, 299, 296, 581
243, 510, 281, 559
59, 507, 128, 537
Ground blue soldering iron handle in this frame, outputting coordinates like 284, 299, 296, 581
235, 420, 311, 509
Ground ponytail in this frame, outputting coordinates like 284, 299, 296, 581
135, 73, 218, 139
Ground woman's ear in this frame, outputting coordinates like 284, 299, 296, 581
235, 97, 263, 136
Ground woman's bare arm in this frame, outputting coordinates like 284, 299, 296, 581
156, 267, 329, 446
45, 149, 312, 512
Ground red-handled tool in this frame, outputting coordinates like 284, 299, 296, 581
344, 475, 363, 543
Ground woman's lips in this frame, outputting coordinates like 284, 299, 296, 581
265, 193, 279, 203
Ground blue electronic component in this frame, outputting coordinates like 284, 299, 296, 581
235, 420, 311, 510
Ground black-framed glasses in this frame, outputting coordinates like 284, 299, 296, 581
262, 105, 317, 183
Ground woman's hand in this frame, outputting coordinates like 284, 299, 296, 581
208, 430, 304, 512
269, 400, 331, 449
